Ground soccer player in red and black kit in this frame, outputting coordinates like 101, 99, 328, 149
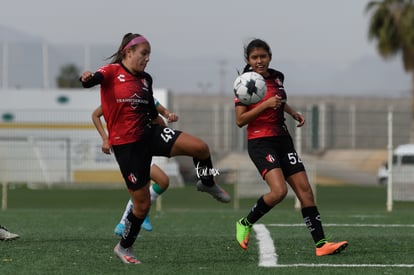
234, 38, 348, 256
81, 33, 230, 264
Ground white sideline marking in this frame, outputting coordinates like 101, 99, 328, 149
253, 224, 278, 267
274, 264, 414, 268
268, 223, 414, 228
253, 223, 414, 268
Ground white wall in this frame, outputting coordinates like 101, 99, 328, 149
0, 88, 185, 186
1, 88, 169, 123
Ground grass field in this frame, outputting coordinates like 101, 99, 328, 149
0, 183, 413, 274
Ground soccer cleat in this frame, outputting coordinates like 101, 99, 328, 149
141, 215, 153, 231
196, 181, 231, 203
236, 218, 252, 250
0, 225, 19, 241
316, 241, 349, 256
114, 243, 141, 264
114, 223, 125, 237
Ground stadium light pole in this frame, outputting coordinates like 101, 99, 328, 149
197, 82, 211, 93
2, 43, 8, 89
218, 59, 227, 95
84, 44, 91, 71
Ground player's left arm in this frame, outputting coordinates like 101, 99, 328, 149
156, 103, 178, 123
152, 116, 167, 127
91, 106, 111, 154
284, 103, 305, 127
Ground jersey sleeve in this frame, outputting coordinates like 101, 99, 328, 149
144, 73, 159, 120
80, 71, 104, 88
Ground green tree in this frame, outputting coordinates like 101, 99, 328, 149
366, 0, 414, 139
56, 63, 82, 88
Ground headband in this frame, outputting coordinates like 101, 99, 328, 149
123, 36, 148, 51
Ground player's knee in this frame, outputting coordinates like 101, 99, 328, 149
159, 176, 169, 189
193, 141, 210, 158
267, 188, 288, 205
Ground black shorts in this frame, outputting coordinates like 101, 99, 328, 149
247, 135, 305, 179
149, 124, 182, 157
112, 140, 152, 190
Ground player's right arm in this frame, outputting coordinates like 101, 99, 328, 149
80, 71, 104, 88
91, 106, 111, 154
235, 96, 281, 128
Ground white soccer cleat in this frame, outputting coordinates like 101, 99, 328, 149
196, 181, 231, 203
114, 243, 141, 264
0, 225, 19, 241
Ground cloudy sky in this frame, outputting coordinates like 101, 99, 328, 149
0, 0, 411, 95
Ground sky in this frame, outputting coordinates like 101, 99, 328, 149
0, 0, 411, 95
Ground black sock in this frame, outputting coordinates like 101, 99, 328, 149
246, 196, 272, 224
193, 156, 215, 186
301, 206, 326, 247
120, 212, 143, 248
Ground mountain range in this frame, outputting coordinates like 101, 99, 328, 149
0, 25, 411, 97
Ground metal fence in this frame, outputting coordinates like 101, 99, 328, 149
0, 93, 411, 188
170, 94, 411, 154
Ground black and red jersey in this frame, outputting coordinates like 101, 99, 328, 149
92, 63, 157, 145
235, 69, 289, 140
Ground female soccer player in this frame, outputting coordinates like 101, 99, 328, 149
92, 101, 177, 234
234, 38, 348, 256
81, 33, 230, 264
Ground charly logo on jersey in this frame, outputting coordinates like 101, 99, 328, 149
117, 74, 126, 82
265, 154, 276, 163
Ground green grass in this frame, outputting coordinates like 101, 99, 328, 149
0, 184, 413, 274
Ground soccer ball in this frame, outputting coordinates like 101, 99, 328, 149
233, 72, 267, 105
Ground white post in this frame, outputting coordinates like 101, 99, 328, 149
223, 105, 231, 151
294, 126, 302, 209
213, 105, 219, 151
319, 103, 326, 150
155, 196, 162, 211
42, 43, 49, 89
1, 160, 7, 210
386, 107, 393, 212
350, 105, 356, 149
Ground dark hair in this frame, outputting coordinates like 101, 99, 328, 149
107, 33, 144, 64
242, 38, 272, 73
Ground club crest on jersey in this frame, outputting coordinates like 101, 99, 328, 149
275, 78, 283, 86
141, 78, 149, 88
130, 93, 141, 109
265, 154, 276, 163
